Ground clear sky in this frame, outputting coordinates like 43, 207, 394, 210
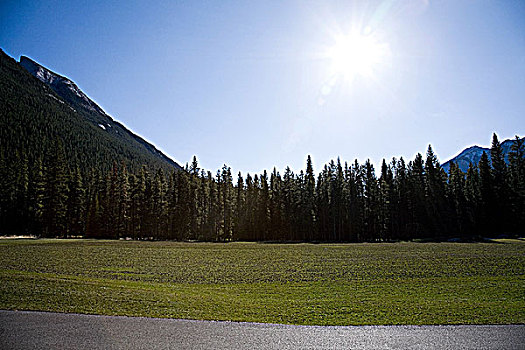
1, 0, 524, 175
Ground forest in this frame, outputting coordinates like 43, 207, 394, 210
0, 133, 523, 242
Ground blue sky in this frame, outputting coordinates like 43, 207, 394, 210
1, 0, 524, 175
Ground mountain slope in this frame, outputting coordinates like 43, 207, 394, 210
442, 137, 523, 173
0, 49, 181, 173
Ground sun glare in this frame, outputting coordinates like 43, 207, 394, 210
327, 32, 389, 80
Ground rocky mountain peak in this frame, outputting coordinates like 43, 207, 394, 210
19, 56, 105, 115
20, 56, 60, 85
442, 137, 524, 173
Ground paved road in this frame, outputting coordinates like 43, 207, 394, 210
1, 310, 524, 350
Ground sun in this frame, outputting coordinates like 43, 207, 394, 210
327, 31, 389, 80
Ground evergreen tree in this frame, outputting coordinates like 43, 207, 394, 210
490, 133, 509, 232
349, 160, 365, 242
407, 153, 427, 237
424, 145, 448, 236
28, 156, 45, 235
207, 171, 219, 240
220, 165, 234, 241
330, 158, 345, 241
195, 169, 210, 241
174, 170, 191, 240
304, 155, 316, 241
234, 172, 246, 240
392, 157, 410, 240
140, 166, 153, 238
106, 164, 120, 238
464, 162, 481, 234
378, 159, 393, 240
85, 169, 105, 238
447, 162, 467, 235
128, 173, 140, 239
269, 168, 283, 241
258, 170, 270, 241
508, 136, 525, 233
478, 152, 494, 235
151, 168, 167, 239
363, 160, 378, 241
282, 168, 295, 240
316, 166, 329, 241
67, 165, 86, 236
42, 139, 69, 237
116, 164, 130, 238
490, 133, 507, 189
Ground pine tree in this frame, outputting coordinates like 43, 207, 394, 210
85, 169, 105, 238
217, 165, 233, 241
490, 133, 507, 189
269, 168, 283, 241
378, 159, 393, 240
116, 164, 130, 238
478, 152, 494, 235
464, 162, 481, 234
190, 156, 200, 176
316, 166, 329, 241
447, 162, 467, 235
392, 157, 409, 240
42, 139, 69, 237
407, 153, 427, 237
331, 158, 344, 241
128, 173, 140, 239
195, 169, 210, 240
207, 171, 219, 240
174, 170, 191, 240
258, 170, 270, 241
0, 150, 9, 233
140, 166, 153, 239
235, 171, 246, 240
28, 156, 45, 235
349, 160, 365, 242
424, 145, 448, 236
363, 159, 378, 241
507, 136, 525, 233
14, 149, 30, 233
490, 133, 509, 232
151, 168, 167, 239
106, 164, 120, 238
67, 165, 85, 236
304, 155, 316, 241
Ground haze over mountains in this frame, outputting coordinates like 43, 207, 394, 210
0, 49, 181, 173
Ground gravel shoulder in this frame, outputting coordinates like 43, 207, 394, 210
1, 310, 524, 350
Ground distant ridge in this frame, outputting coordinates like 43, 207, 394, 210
0, 49, 182, 172
442, 137, 523, 173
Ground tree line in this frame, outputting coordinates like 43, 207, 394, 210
0, 133, 523, 241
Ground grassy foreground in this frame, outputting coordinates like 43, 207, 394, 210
0, 239, 524, 325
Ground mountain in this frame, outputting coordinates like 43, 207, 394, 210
20, 56, 110, 118
442, 137, 523, 173
0, 49, 182, 173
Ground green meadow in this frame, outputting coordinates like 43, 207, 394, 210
0, 239, 523, 325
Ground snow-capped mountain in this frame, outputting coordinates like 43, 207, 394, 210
442, 137, 523, 173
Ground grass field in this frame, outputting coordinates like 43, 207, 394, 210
0, 239, 524, 325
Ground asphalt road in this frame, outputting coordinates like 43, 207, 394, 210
1, 310, 524, 350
